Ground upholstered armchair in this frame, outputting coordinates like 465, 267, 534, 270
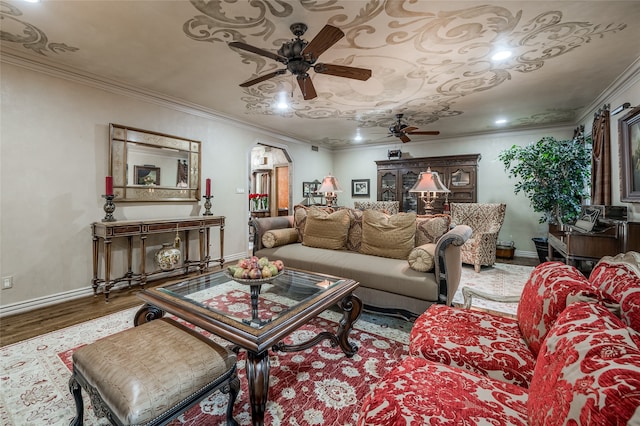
353, 200, 399, 215
450, 203, 506, 272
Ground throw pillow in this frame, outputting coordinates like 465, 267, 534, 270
516, 262, 597, 356
340, 208, 363, 252
527, 301, 640, 425
408, 243, 436, 272
415, 214, 451, 246
589, 251, 640, 333
302, 207, 350, 250
262, 228, 299, 248
353, 201, 399, 215
293, 204, 334, 242
360, 210, 416, 260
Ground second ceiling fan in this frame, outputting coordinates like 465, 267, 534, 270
229, 23, 372, 100
388, 114, 440, 143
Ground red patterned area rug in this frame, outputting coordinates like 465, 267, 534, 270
1, 298, 410, 425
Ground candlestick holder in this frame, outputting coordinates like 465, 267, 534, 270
102, 194, 117, 222
202, 195, 213, 216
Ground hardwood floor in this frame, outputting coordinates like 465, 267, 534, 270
0, 268, 217, 347
0, 257, 539, 347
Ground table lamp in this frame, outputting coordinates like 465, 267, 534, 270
317, 173, 343, 207
409, 168, 450, 212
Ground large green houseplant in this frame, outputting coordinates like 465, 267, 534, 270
498, 136, 591, 226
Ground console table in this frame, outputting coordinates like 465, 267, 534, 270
92, 216, 224, 301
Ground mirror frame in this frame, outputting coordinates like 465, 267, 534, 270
109, 123, 201, 202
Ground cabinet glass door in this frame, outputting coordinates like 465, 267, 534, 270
380, 172, 397, 201
401, 170, 419, 212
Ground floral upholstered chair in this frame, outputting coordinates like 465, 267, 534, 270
450, 203, 506, 272
353, 200, 399, 215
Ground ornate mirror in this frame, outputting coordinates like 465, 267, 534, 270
109, 124, 201, 202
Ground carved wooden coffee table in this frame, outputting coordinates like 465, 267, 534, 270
134, 268, 362, 426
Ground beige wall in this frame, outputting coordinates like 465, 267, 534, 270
2, 60, 639, 314
0, 63, 332, 312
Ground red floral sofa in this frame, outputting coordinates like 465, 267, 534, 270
358, 251, 640, 425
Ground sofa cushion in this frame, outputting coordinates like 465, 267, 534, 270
528, 301, 640, 426
408, 243, 435, 272
302, 207, 350, 250
293, 205, 333, 242
410, 304, 536, 388
589, 251, 640, 332
360, 210, 416, 260
353, 200, 399, 215
517, 261, 596, 357
358, 356, 528, 426
262, 228, 299, 248
415, 214, 451, 246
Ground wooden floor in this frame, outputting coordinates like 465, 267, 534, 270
0, 257, 538, 347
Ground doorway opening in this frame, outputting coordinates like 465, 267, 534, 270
249, 144, 292, 218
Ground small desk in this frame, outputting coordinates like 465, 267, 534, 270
134, 268, 361, 426
92, 216, 224, 301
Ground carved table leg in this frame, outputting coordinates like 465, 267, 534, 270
133, 303, 165, 326
246, 350, 270, 426
336, 293, 363, 357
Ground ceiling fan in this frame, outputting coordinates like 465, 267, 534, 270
229, 23, 372, 100
388, 113, 440, 143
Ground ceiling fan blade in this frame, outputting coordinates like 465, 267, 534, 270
297, 75, 317, 100
239, 69, 287, 87
302, 25, 344, 60
314, 63, 372, 81
229, 41, 287, 63
406, 130, 441, 136
402, 126, 419, 133
399, 134, 411, 143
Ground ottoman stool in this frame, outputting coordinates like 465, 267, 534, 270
69, 317, 239, 426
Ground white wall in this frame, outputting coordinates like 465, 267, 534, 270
0, 63, 331, 311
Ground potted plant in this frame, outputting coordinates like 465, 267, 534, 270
498, 136, 591, 261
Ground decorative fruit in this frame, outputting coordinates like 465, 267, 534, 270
228, 256, 284, 280
258, 257, 270, 268
268, 264, 278, 276
261, 265, 272, 278
248, 268, 262, 279
233, 268, 244, 279
272, 260, 284, 271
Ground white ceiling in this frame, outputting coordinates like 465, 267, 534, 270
2, 0, 640, 149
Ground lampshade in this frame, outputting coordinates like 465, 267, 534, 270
317, 174, 342, 207
317, 174, 343, 194
409, 168, 450, 194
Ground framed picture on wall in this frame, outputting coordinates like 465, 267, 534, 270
619, 106, 640, 203
134, 165, 161, 186
352, 179, 370, 197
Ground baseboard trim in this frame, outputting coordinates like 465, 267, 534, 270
0, 252, 247, 317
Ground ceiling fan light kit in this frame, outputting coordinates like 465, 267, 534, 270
388, 113, 440, 143
229, 23, 372, 101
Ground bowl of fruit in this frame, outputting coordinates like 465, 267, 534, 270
225, 256, 285, 285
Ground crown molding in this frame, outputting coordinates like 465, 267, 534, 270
0, 47, 310, 147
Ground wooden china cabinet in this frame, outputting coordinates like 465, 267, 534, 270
376, 154, 481, 214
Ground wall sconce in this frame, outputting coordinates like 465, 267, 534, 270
317, 173, 343, 207
409, 168, 450, 212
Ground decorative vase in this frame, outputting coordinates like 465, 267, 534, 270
155, 242, 181, 271
261, 196, 268, 210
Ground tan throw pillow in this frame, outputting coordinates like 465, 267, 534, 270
340, 208, 364, 252
293, 204, 334, 242
415, 214, 451, 246
408, 243, 436, 272
360, 210, 416, 259
262, 228, 299, 248
302, 207, 350, 250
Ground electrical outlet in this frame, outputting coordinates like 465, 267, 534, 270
2, 276, 13, 289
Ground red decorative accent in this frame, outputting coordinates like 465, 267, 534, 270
205, 178, 211, 197
105, 176, 113, 195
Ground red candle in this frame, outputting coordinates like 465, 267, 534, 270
105, 176, 113, 196
205, 178, 211, 197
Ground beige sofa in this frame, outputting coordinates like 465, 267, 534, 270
249, 205, 472, 319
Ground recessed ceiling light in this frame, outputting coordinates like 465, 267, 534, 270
275, 92, 290, 110
354, 130, 362, 142
23, 0, 40, 3
495, 119, 508, 125
491, 50, 512, 61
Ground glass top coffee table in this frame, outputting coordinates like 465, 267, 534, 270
134, 267, 362, 426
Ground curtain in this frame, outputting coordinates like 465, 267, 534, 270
591, 105, 611, 205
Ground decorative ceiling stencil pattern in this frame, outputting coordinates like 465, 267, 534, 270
1, 1, 639, 148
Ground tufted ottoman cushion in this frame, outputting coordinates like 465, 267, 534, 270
69, 317, 238, 426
